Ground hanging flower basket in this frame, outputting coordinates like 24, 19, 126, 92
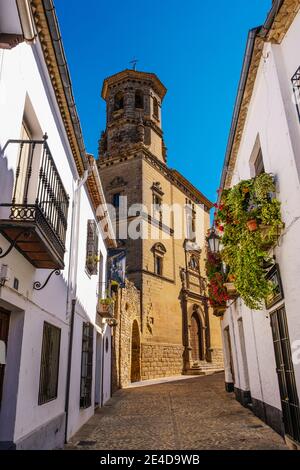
97, 299, 114, 318
224, 282, 238, 298
213, 305, 227, 318
246, 219, 258, 232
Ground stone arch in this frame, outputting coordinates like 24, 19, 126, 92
114, 91, 124, 111
130, 320, 141, 383
190, 307, 205, 362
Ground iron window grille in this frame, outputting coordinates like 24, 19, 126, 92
80, 322, 94, 409
38, 322, 61, 405
86, 220, 99, 276
292, 66, 300, 121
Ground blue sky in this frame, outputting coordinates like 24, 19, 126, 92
55, 0, 271, 204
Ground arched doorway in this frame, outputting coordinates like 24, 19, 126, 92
130, 321, 141, 383
190, 313, 204, 362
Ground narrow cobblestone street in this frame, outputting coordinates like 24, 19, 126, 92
66, 373, 287, 451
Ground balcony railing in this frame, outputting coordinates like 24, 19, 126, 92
0, 136, 69, 269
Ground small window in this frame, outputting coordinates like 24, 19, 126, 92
135, 90, 144, 109
112, 193, 121, 208
114, 91, 124, 111
152, 243, 166, 277
254, 149, 265, 176
38, 322, 61, 405
153, 97, 159, 120
86, 220, 99, 276
80, 322, 94, 409
155, 255, 163, 276
186, 203, 196, 241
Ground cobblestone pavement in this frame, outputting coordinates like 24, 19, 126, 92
66, 373, 287, 450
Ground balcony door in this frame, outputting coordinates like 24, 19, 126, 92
14, 121, 32, 204
270, 307, 300, 444
0, 307, 10, 406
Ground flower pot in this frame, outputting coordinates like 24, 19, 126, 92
224, 282, 238, 298
97, 301, 114, 318
213, 305, 226, 318
246, 219, 258, 232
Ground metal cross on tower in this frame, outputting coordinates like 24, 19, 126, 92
129, 58, 139, 71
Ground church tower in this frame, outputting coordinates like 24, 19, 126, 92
99, 69, 167, 164
98, 69, 223, 382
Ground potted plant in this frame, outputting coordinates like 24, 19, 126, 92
97, 293, 115, 317
246, 218, 258, 232
215, 173, 284, 310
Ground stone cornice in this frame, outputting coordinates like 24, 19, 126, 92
102, 69, 167, 101
267, 0, 300, 44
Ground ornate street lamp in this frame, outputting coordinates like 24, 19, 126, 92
207, 226, 221, 254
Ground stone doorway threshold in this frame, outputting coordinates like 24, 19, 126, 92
125, 375, 201, 389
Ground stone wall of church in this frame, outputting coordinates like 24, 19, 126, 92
111, 280, 141, 392
141, 343, 184, 380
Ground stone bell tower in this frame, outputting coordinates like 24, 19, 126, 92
98, 69, 223, 383
99, 69, 167, 163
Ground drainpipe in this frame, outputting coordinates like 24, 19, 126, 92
64, 169, 89, 444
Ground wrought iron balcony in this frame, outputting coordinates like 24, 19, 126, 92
0, 136, 69, 269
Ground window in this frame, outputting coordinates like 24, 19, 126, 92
155, 255, 163, 276
153, 194, 162, 223
291, 66, 300, 121
112, 192, 121, 209
80, 322, 94, 409
38, 322, 61, 405
186, 202, 196, 241
254, 149, 265, 176
14, 121, 32, 204
153, 97, 159, 120
114, 91, 124, 111
152, 182, 164, 223
135, 90, 144, 109
152, 243, 166, 277
86, 220, 99, 276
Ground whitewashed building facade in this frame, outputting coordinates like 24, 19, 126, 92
219, 0, 300, 449
0, 0, 116, 449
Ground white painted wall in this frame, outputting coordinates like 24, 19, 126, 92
0, 6, 112, 448
221, 10, 300, 418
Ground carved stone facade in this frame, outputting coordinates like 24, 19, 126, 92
99, 69, 223, 383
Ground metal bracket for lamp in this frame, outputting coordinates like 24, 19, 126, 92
33, 269, 61, 291
0, 229, 32, 259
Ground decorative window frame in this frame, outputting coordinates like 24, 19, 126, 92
152, 243, 167, 277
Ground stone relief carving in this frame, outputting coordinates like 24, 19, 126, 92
145, 303, 154, 335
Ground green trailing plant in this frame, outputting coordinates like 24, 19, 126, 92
215, 173, 284, 310
99, 290, 114, 305
205, 251, 230, 307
